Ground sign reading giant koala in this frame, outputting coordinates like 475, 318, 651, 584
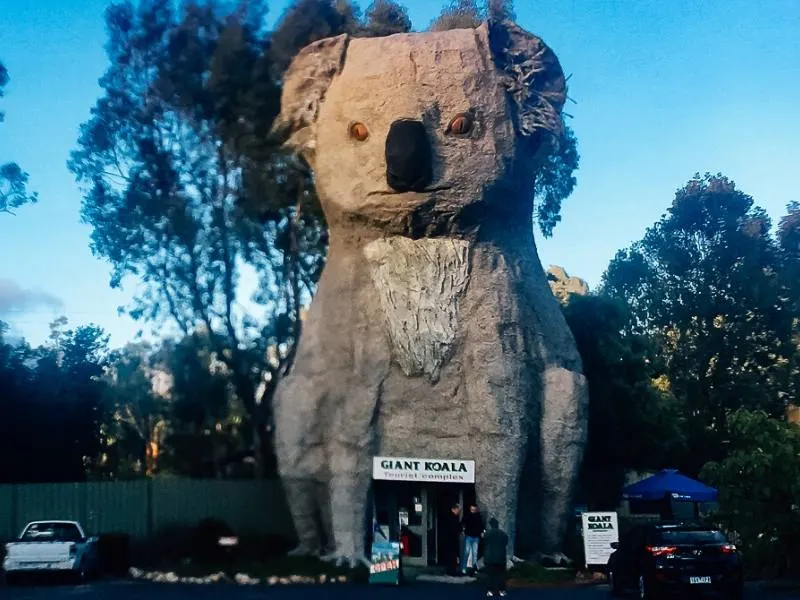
271, 19, 589, 567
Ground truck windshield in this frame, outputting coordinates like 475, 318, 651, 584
20, 522, 82, 542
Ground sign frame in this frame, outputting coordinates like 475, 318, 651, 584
580, 511, 619, 568
372, 456, 476, 483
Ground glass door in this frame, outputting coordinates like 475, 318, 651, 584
395, 485, 428, 566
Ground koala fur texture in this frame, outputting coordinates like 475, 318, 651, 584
271, 19, 589, 567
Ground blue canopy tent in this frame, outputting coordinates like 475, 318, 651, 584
622, 469, 718, 519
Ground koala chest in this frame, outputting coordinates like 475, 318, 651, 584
363, 236, 470, 380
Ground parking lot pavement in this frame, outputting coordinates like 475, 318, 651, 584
2, 581, 798, 599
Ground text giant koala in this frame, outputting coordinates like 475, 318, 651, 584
271, 19, 589, 567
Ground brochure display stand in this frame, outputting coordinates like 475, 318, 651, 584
369, 540, 402, 585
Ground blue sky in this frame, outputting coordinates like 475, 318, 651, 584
0, 0, 798, 347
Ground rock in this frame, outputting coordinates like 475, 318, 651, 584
547, 265, 589, 304
165, 572, 179, 583
267, 576, 279, 585
128, 567, 143, 579
272, 19, 587, 562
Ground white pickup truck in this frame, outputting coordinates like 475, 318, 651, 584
2, 520, 98, 583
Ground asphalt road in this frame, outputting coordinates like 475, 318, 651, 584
2, 581, 798, 600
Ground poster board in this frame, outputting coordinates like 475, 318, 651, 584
581, 511, 619, 567
369, 540, 402, 585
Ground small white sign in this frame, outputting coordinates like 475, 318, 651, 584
372, 457, 476, 483
581, 511, 619, 567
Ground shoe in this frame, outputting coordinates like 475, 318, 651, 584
499, 592, 507, 597
486, 593, 494, 598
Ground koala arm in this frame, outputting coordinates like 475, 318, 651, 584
526, 264, 589, 556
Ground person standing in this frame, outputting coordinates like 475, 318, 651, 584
441, 503, 462, 576
461, 503, 485, 575
483, 518, 509, 597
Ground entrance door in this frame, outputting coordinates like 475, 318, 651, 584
395, 485, 428, 566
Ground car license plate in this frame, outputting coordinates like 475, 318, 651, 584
690, 576, 711, 584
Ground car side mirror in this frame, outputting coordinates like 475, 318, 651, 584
610, 542, 619, 550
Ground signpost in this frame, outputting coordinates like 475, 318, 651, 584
369, 540, 402, 585
581, 512, 619, 568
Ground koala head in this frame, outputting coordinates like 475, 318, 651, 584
273, 20, 566, 236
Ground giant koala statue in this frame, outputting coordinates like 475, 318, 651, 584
271, 19, 589, 568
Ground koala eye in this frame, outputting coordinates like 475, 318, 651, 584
349, 122, 370, 142
446, 113, 474, 136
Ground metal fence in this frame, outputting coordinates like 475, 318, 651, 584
0, 478, 294, 541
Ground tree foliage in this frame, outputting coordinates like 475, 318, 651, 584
535, 127, 579, 237
0, 60, 38, 215
701, 409, 800, 576
0, 319, 109, 483
69, 0, 329, 477
268, 0, 361, 75
602, 173, 796, 475
363, 0, 412, 37
564, 294, 686, 509
429, 0, 482, 32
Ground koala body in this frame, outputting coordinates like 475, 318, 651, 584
272, 20, 588, 567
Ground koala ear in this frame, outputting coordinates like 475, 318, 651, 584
270, 34, 350, 162
479, 19, 567, 142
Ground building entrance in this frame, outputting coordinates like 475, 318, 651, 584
371, 456, 477, 568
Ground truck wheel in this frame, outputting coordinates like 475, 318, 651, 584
75, 562, 90, 584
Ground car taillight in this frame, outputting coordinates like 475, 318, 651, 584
720, 544, 737, 554
69, 543, 76, 557
647, 545, 677, 557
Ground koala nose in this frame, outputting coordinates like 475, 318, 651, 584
385, 119, 433, 193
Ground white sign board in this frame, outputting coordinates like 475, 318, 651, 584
372, 457, 475, 483
581, 511, 619, 567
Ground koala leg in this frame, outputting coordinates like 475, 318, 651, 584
474, 436, 525, 567
321, 387, 381, 569
273, 375, 328, 557
538, 365, 588, 556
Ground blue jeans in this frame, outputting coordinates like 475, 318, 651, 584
461, 536, 480, 571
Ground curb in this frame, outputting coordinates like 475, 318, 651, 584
128, 568, 349, 586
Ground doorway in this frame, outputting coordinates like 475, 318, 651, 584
372, 481, 476, 567
373, 481, 430, 566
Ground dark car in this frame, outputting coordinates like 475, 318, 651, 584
607, 521, 744, 599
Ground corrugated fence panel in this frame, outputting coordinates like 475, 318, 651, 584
84, 481, 149, 538
0, 485, 14, 540
2, 479, 293, 541
151, 479, 293, 538
14, 483, 85, 534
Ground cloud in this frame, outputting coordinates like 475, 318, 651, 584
0, 278, 64, 316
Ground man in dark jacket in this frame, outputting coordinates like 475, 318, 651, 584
482, 518, 509, 597
441, 504, 462, 576
461, 503, 485, 574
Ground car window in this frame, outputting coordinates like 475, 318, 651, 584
619, 525, 646, 551
21, 522, 82, 542
653, 529, 727, 545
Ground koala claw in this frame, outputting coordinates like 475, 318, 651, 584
321, 552, 370, 570
287, 544, 320, 558
536, 551, 572, 567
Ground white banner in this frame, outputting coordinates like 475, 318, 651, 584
372, 456, 475, 483
581, 511, 619, 566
